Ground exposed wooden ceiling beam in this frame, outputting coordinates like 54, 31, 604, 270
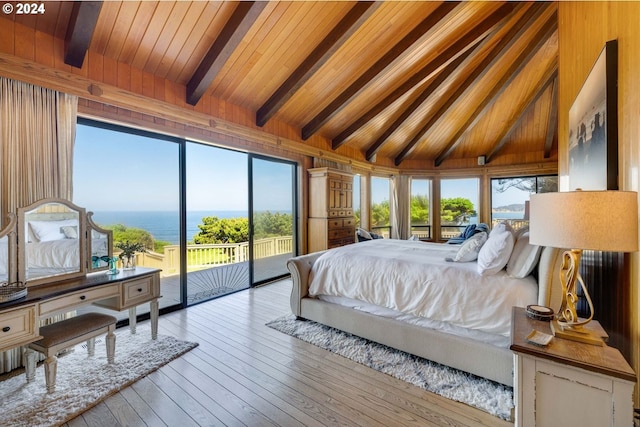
544, 77, 558, 158
186, 1, 267, 106
300, 1, 461, 141
393, 3, 552, 166
485, 66, 558, 163
64, 1, 103, 68
364, 45, 476, 161
332, 2, 516, 151
432, 12, 557, 167
256, 1, 380, 128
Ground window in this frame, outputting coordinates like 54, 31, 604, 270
353, 174, 361, 228
440, 178, 479, 239
410, 178, 431, 239
370, 176, 390, 237
74, 119, 298, 315
491, 176, 558, 231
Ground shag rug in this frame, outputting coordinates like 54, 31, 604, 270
266, 315, 513, 421
0, 330, 198, 427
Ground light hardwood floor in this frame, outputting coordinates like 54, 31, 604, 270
64, 279, 513, 427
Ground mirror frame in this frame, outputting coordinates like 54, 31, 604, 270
18, 198, 87, 287
0, 213, 17, 285
87, 212, 113, 273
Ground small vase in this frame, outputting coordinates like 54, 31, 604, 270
123, 254, 136, 270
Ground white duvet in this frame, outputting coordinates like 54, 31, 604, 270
26, 239, 80, 269
309, 239, 538, 337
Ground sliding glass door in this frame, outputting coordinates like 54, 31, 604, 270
250, 156, 296, 285
185, 142, 250, 304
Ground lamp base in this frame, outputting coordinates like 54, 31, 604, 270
550, 320, 605, 346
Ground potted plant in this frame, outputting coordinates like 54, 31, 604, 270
115, 241, 146, 270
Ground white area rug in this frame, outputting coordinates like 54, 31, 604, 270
267, 315, 513, 421
0, 329, 198, 427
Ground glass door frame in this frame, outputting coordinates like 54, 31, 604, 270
248, 154, 298, 287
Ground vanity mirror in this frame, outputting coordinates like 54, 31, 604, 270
87, 212, 113, 273
0, 213, 17, 285
18, 198, 87, 287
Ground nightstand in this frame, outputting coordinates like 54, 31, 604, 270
510, 306, 636, 427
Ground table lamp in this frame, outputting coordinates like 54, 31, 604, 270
529, 190, 638, 345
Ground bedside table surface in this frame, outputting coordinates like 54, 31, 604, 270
510, 307, 635, 383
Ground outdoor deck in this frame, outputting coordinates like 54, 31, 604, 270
79, 253, 293, 320
161, 253, 292, 305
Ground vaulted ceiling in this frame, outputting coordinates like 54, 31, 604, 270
3, 1, 558, 169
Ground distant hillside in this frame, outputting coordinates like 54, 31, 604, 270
493, 203, 525, 212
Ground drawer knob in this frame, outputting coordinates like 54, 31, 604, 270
80, 295, 86, 300
2, 326, 9, 333
137, 288, 143, 292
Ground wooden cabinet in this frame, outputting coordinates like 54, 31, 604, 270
308, 167, 355, 252
510, 307, 635, 427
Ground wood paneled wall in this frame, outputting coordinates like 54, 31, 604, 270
558, 1, 640, 402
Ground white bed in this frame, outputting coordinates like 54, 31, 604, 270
287, 237, 565, 386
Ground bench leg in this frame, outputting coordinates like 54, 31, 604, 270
23, 347, 37, 383
44, 355, 57, 394
106, 325, 116, 364
87, 337, 96, 357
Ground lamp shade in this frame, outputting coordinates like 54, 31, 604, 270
529, 190, 638, 252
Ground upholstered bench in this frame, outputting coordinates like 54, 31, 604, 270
24, 312, 117, 393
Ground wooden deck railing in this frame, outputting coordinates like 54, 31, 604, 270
135, 236, 294, 276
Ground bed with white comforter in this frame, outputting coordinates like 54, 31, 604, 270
287, 236, 564, 386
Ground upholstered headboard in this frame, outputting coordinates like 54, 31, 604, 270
536, 246, 565, 311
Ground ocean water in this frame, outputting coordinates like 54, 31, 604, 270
90, 211, 249, 244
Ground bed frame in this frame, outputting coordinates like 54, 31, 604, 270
287, 246, 565, 386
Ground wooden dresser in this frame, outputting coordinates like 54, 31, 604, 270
308, 167, 355, 252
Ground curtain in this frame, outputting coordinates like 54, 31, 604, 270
390, 175, 410, 239
0, 77, 77, 217
0, 77, 77, 372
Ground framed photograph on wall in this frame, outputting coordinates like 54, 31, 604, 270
568, 39, 618, 191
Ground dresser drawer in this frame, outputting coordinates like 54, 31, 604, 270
0, 304, 38, 352
328, 218, 349, 229
328, 218, 355, 229
328, 227, 354, 240
121, 276, 157, 308
39, 284, 119, 318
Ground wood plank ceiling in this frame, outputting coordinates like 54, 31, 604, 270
4, 1, 558, 169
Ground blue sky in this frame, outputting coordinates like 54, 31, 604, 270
73, 124, 293, 212
74, 123, 525, 212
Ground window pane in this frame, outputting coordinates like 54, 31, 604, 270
491, 177, 535, 231
186, 142, 249, 304
410, 178, 431, 239
537, 176, 558, 193
353, 175, 361, 228
371, 176, 390, 237
73, 122, 181, 318
440, 178, 478, 239
491, 175, 558, 231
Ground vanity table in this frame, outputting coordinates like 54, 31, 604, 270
0, 197, 162, 365
0, 267, 161, 353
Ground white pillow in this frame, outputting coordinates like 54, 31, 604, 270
29, 219, 78, 242
448, 232, 488, 262
356, 228, 372, 240
61, 225, 79, 239
477, 222, 515, 276
507, 232, 542, 278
